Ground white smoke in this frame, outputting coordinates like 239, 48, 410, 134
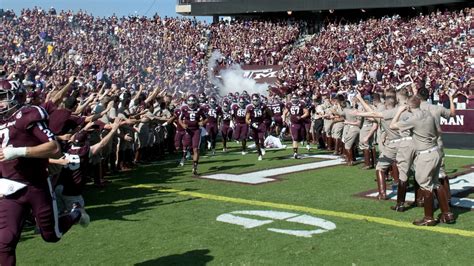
208, 51, 270, 97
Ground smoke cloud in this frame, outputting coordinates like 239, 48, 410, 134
208, 51, 270, 97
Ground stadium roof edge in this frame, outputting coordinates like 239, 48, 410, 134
176, 0, 470, 16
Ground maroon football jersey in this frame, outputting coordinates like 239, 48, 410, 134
286, 101, 306, 123
206, 106, 222, 125
0, 105, 55, 185
246, 103, 268, 123
179, 105, 206, 130
222, 109, 232, 126
231, 104, 247, 124
269, 103, 284, 118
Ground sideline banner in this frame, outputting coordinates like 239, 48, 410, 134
217, 65, 282, 84
240, 65, 281, 84
440, 109, 474, 133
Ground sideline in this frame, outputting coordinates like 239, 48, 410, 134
130, 184, 474, 238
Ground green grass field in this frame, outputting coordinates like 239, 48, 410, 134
17, 144, 474, 265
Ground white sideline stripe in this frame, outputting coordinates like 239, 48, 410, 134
366, 172, 474, 209
446, 154, 474, 159
201, 159, 345, 184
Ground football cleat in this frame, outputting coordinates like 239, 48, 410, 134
242, 151, 247, 155
258, 155, 263, 161
179, 159, 185, 167
293, 153, 299, 159
71, 202, 90, 228
306, 145, 311, 151
261, 148, 266, 156
192, 167, 199, 176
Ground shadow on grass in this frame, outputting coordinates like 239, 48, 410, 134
206, 164, 255, 173
80, 160, 200, 222
135, 249, 213, 266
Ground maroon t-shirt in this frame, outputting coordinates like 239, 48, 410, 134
0, 105, 55, 185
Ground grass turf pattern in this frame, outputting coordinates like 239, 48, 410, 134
17, 144, 474, 265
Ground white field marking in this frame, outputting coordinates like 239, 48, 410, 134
201, 158, 345, 184
366, 172, 474, 209
445, 154, 474, 159
216, 210, 336, 238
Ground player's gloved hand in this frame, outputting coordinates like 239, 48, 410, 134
251, 122, 259, 129
162, 122, 168, 127
270, 120, 275, 127
0, 147, 27, 161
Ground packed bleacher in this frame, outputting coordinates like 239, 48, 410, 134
0, 6, 472, 212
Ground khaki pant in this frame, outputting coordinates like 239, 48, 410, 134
376, 141, 398, 171
359, 125, 374, 150
414, 149, 441, 191
396, 139, 416, 182
344, 126, 360, 149
324, 120, 333, 137
437, 137, 447, 178
331, 122, 344, 139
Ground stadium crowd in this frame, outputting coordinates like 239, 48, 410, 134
0, 6, 473, 265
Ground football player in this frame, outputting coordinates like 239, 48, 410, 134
283, 94, 309, 159
246, 94, 273, 161
268, 95, 285, 137
220, 101, 233, 152
204, 97, 222, 155
0, 77, 84, 266
232, 97, 249, 155
179, 95, 207, 175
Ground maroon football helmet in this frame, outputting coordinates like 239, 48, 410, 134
251, 93, 260, 107
187, 94, 198, 109
0, 79, 24, 118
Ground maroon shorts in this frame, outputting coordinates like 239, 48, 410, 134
174, 130, 186, 150
221, 125, 233, 140
274, 116, 283, 127
206, 123, 218, 140
250, 123, 266, 144
234, 123, 248, 141
0, 180, 76, 265
290, 123, 305, 142
183, 128, 201, 149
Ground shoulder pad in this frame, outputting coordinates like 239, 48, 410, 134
15, 105, 49, 130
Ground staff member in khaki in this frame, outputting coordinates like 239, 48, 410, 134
337, 97, 361, 166
321, 95, 334, 151
417, 87, 455, 204
355, 92, 400, 200
330, 95, 345, 156
391, 88, 416, 211
390, 96, 455, 226
358, 99, 378, 169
